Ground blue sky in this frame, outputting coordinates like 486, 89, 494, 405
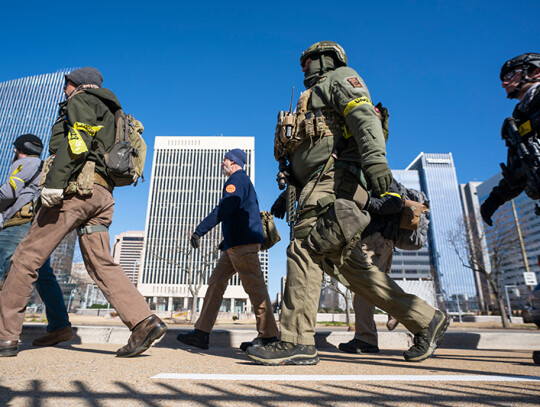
2, 1, 539, 298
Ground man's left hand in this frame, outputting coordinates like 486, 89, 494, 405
190, 232, 201, 249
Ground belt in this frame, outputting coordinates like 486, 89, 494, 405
94, 172, 113, 192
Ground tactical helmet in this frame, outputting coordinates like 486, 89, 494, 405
500, 53, 540, 81
13, 134, 43, 156
300, 41, 347, 68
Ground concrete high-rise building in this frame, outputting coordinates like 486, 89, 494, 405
139, 136, 268, 312
475, 174, 540, 306
0, 69, 77, 299
113, 231, 145, 285
405, 153, 477, 310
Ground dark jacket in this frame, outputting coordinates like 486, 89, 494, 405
489, 88, 540, 203
45, 88, 121, 189
195, 169, 263, 250
362, 179, 402, 242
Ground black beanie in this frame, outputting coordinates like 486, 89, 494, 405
65, 67, 103, 87
13, 134, 43, 156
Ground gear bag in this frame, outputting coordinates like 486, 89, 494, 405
101, 110, 146, 187
395, 186, 430, 250
260, 211, 281, 250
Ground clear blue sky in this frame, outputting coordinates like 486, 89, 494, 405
2, 1, 539, 299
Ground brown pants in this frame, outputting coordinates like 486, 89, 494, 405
353, 232, 394, 346
0, 185, 152, 340
195, 243, 278, 338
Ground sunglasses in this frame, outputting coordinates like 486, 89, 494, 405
503, 69, 523, 81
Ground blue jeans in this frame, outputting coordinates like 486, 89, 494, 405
0, 222, 70, 333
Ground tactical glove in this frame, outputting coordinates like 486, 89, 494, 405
480, 194, 505, 227
41, 188, 64, 207
363, 163, 392, 197
271, 191, 287, 219
218, 240, 225, 251
190, 232, 201, 249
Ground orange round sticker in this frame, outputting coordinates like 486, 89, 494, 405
226, 184, 236, 193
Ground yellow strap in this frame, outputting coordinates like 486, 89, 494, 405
381, 191, 402, 199
9, 165, 24, 190
518, 120, 532, 136
343, 96, 373, 117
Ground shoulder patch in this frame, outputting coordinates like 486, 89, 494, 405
346, 77, 363, 88
225, 184, 236, 193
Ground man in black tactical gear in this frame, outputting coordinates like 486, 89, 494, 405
480, 53, 540, 367
481, 53, 540, 225
246, 41, 448, 366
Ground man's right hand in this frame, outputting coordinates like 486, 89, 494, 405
363, 163, 392, 197
41, 188, 64, 207
190, 232, 201, 249
271, 191, 287, 219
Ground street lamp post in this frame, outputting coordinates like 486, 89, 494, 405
504, 284, 518, 323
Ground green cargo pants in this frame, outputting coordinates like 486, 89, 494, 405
279, 168, 435, 346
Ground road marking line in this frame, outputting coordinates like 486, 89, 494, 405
151, 374, 540, 382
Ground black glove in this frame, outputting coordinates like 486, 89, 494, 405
190, 232, 201, 249
364, 162, 393, 197
480, 194, 505, 227
271, 191, 287, 219
218, 240, 225, 251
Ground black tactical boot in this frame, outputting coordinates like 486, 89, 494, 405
533, 351, 540, 365
338, 338, 379, 354
246, 340, 319, 365
403, 310, 449, 362
176, 329, 210, 350
240, 336, 278, 351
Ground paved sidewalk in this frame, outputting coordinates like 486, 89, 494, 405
20, 323, 540, 350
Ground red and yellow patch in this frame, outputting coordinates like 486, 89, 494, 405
347, 77, 363, 88
225, 184, 236, 193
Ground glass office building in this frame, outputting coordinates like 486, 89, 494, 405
0, 70, 77, 306
0, 70, 70, 181
475, 174, 540, 307
139, 136, 269, 312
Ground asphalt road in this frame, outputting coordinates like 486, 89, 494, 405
1, 343, 539, 406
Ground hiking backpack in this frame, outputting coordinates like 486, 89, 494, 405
103, 110, 146, 187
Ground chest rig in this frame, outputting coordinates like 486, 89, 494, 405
274, 87, 346, 161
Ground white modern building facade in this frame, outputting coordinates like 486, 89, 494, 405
113, 231, 145, 285
138, 136, 268, 312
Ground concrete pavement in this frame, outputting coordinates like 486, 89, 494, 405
20, 323, 540, 350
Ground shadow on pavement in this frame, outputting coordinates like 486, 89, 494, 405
0, 378, 538, 406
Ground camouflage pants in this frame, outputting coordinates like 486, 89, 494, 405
280, 168, 435, 346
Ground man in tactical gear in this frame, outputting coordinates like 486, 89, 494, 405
0, 135, 73, 347
480, 53, 540, 368
177, 149, 278, 351
246, 41, 448, 365
0, 68, 166, 358
481, 53, 540, 225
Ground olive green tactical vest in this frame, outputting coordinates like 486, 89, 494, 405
274, 88, 346, 186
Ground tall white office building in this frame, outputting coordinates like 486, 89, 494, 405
113, 231, 145, 285
138, 136, 268, 312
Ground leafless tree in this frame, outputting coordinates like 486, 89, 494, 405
147, 229, 221, 324
321, 276, 353, 325
448, 207, 522, 328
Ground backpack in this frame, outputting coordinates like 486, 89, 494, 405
395, 185, 430, 251
102, 110, 146, 187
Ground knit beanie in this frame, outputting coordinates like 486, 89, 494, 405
13, 134, 43, 156
225, 148, 247, 168
65, 67, 103, 87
